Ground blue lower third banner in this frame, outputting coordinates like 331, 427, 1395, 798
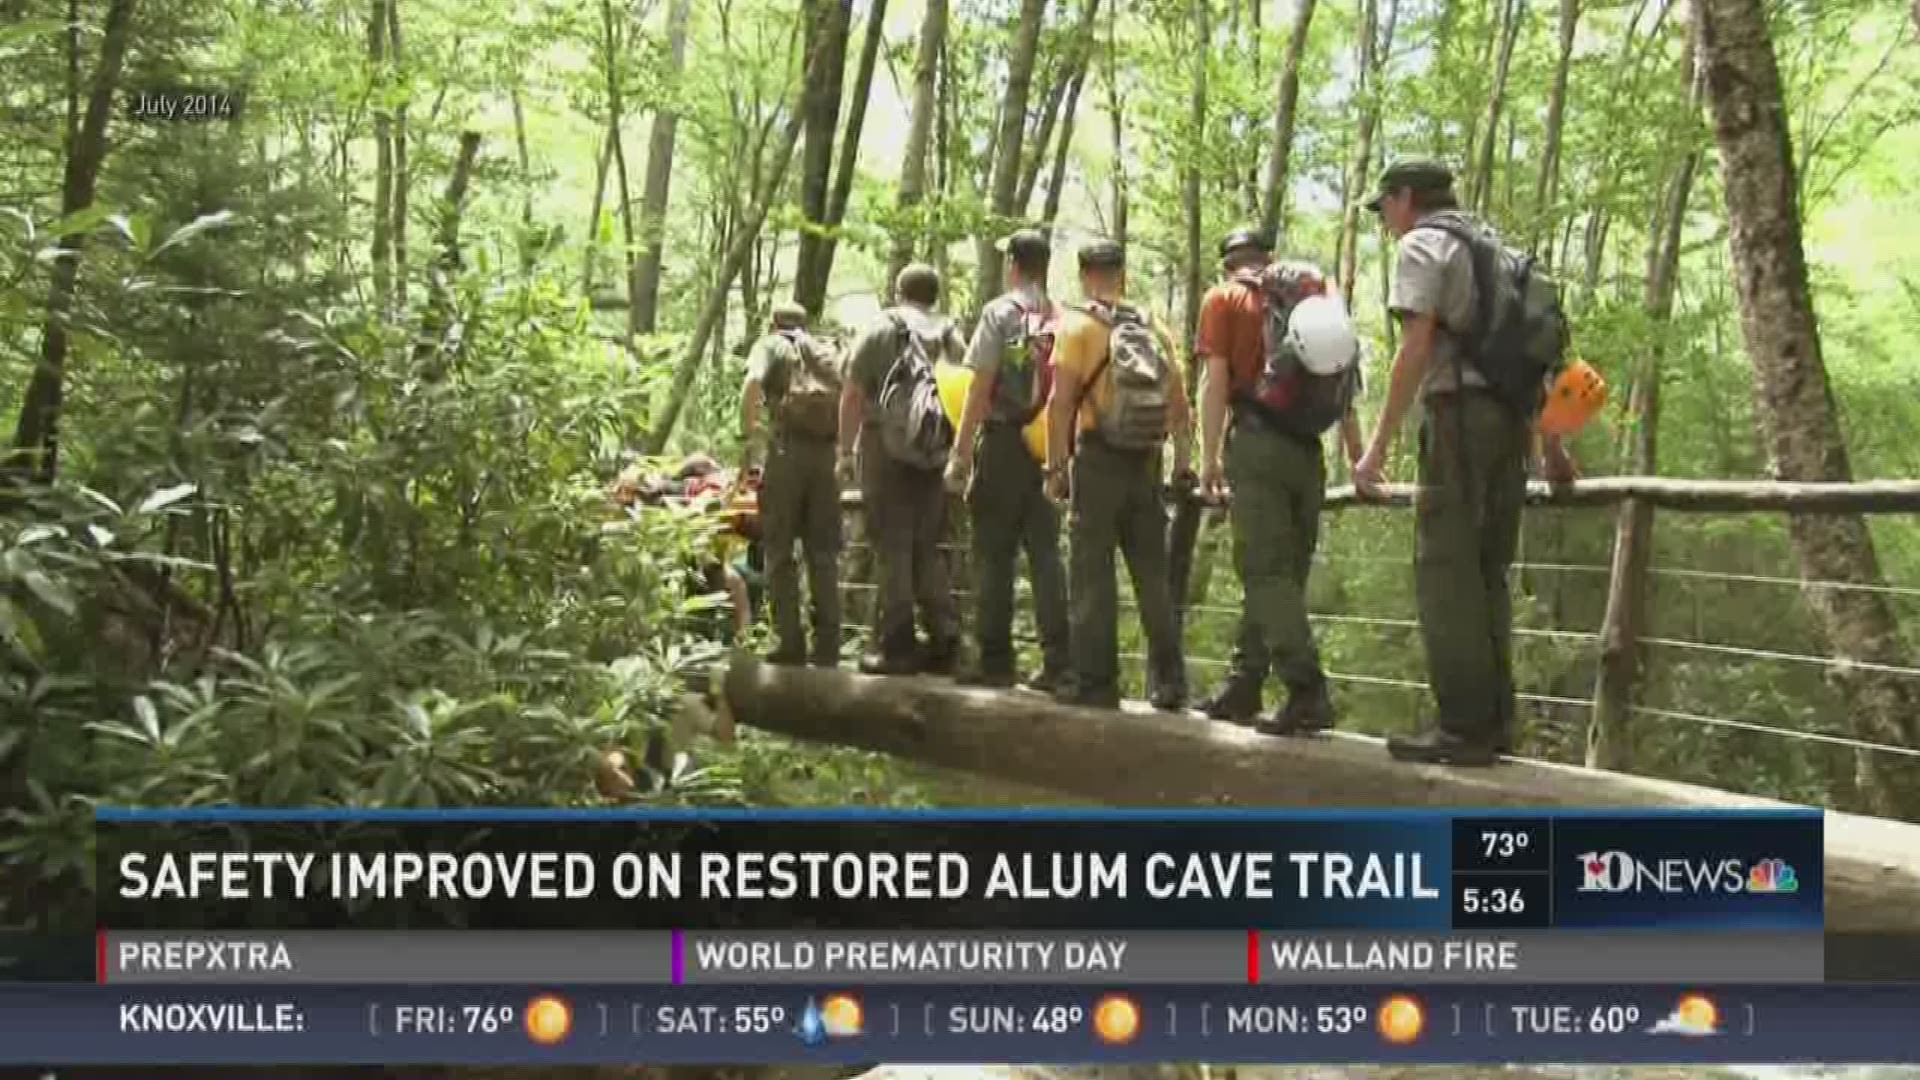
1, 983, 1915, 1065
91, 808, 1823, 931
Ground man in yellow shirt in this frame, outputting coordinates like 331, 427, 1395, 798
1045, 238, 1193, 712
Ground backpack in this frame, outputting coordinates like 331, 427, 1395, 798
1231, 265, 1359, 439
772, 330, 841, 439
1001, 297, 1059, 424
874, 311, 956, 470
1417, 211, 1569, 419
1080, 300, 1173, 451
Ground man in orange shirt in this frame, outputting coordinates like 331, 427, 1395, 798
1046, 238, 1192, 712
1195, 229, 1363, 734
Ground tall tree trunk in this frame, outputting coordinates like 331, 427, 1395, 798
1338, 0, 1396, 303
512, 87, 535, 275
1470, 0, 1523, 213
974, 0, 1048, 309
1531, 0, 1580, 256
599, 0, 640, 341
7, 0, 137, 483
886, 0, 945, 290
369, 0, 392, 314
632, 0, 693, 333
1017, 0, 1101, 217
644, 26, 820, 454
1258, 0, 1317, 241
792, 0, 853, 318
389, 0, 408, 313
1181, 0, 1208, 375
583, 130, 614, 292
932, 30, 954, 285
1696, 0, 1920, 817
1588, 31, 1701, 771
805, 0, 890, 317
1041, 66, 1086, 226
1105, 5, 1127, 246
414, 131, 483, 374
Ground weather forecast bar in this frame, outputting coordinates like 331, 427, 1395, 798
5, 982, 1920, 1064
96, 929, 1824, 985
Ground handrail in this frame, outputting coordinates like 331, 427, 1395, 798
834, 476, 1920, 513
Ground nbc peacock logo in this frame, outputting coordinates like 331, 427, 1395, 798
1745, 858, 1799, 894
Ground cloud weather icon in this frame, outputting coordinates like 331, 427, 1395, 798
1647, 994, 1720, 1036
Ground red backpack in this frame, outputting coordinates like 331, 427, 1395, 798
1005, 298, 1059, 422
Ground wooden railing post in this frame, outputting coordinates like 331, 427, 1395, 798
1588, 495, 1655, 769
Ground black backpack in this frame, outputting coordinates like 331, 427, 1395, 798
874, 311, 955, 470
1232, 265, 1359, 439
1418, 211, 1570, 419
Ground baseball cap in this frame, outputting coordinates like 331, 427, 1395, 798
1364, 159, 1456, 212
1220, 228, 1271, 259
1077, 238, 1126, 270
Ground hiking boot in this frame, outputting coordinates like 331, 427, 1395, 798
957, 665, 1017, 689
1023, 667, 1068, 695
1387, 728, 1499, 767
1149, 684, 1189, 713
1257, 682, 1336, 737
858, 651, 920, 677
1199, 677, 1263, 723
919, 638, 961, 677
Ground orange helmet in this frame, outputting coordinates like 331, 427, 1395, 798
1538, 359, 1607, 436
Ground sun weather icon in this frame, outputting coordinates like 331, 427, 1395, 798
1647, 994, 1720, 1036
1746, 858, 1798, 893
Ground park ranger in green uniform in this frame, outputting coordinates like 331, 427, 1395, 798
1355, 160, 1577, 765
945, 229, 1071, 692
1046, 238, 1193, 712
741, 300, 843, 667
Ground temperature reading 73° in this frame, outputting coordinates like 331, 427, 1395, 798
1482, 831, 1531, 859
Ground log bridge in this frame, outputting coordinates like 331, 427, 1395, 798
702, 474, 1920, 933
718, 656, 1920, 933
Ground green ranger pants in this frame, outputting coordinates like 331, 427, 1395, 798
1068, 436, 1185, 702
968, 422, 1070, 678
759, 432, 842, 664
862, 442, 960, 660
1224, 416, 1327, 694
1415, 390, 1530, 742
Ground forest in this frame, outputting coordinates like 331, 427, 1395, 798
3, 0, 1920, 931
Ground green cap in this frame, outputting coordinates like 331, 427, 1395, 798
1364, 159, 1456, 212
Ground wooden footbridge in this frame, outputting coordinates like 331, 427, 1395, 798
706, 476, 1920, 933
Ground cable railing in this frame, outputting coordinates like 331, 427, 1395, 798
801, 475, 1920, 799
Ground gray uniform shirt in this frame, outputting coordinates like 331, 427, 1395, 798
965, 284, 1054, 423
1388, 214, 1487, 396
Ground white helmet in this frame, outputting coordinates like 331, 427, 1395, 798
1286, 294, 1359, 375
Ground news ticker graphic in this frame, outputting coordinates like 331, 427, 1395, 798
93, 929, 1825, 985
2, 983, 1918, 1065
93, 808, 1823, 931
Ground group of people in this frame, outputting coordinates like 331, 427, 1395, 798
733, 159, 1584, 768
